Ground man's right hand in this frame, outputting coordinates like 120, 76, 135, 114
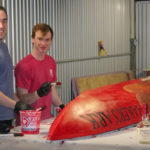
37, 82, 51, 97
14, 101, 33, 114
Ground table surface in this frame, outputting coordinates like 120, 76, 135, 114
0, 118, 150, 150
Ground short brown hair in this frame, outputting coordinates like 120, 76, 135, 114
0, 5, 7, 16
32, 24, 53, 39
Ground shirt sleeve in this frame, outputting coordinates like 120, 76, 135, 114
15, 63, 32, 90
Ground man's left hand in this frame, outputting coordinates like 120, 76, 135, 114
14, 101, 33, 114
56, 104, 65, 112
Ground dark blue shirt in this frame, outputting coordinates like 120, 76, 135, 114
0, 41, 14, 120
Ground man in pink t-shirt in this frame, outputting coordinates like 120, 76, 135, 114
15, 24, 65, 120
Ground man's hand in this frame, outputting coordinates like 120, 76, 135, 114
37, 82, 51, 97
56, 104, 65, 112
14, 101, 33, 114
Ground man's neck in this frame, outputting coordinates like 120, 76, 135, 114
31, 50, 45, 61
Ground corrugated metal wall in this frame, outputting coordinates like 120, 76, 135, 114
1, 0, 132, 116
136, 1, 150, 77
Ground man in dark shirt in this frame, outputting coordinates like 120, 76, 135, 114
0, 5, 32, 133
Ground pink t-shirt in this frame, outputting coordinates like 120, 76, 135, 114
15, 54, 57, 120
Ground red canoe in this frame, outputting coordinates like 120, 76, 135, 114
48, 79, 142, 140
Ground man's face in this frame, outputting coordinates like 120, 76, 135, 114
0, 10, 7, 42
32, 30, 52, 54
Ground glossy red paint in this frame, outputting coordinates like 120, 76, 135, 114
48, 79, 142, 140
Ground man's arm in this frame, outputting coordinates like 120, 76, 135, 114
0, 91, 16, 109
51, 86, 63, 107
16, 82, 52, 104
16, 83, 65, 110
17, 85, 62, 106
0, 91, 32, 113
16, 87, 39, 104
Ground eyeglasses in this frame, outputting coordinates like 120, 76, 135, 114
0, 19, 7, 24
